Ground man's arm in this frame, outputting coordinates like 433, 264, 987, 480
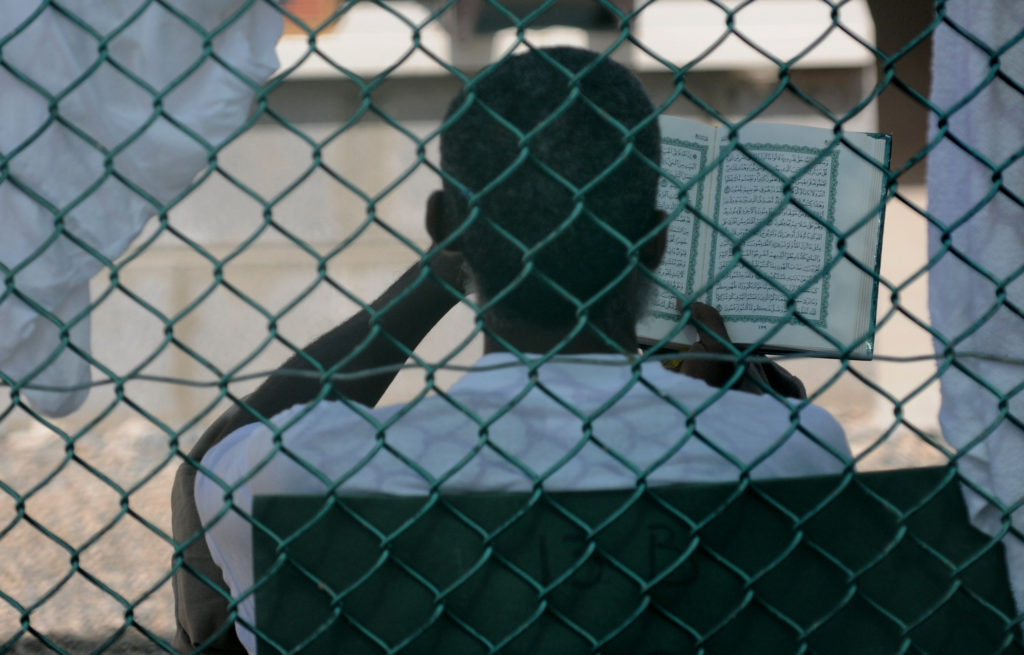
210, 249, 465, 441
200, 190, 464, 444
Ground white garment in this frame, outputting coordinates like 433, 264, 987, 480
0, 1, 282, 415
196, 352, 851, 654
926, 0, 1024, 616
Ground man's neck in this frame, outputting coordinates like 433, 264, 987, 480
481, 316, 638, 356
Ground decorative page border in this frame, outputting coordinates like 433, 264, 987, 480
706, 144, 840, 328
648, 137, 710, 322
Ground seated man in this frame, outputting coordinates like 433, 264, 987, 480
171, 46, 851, 654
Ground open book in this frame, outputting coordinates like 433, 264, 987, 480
637, 116, 890, 360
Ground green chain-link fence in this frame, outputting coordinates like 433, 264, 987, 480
1, 0, 1022, 652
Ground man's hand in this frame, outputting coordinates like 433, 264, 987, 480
676, 302, 735, 388
423, 247, 466, 298
675, 302, 806, 399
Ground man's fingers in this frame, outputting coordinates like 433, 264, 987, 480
686, 342, 706, 354
690, 302, 728, 348
677, 300, 730, 353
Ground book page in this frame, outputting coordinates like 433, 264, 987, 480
708, 143, 838, 323
637, 117, 717, 343
709, 123, 887, 354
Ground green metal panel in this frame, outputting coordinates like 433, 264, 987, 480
253, 467, 1021, 654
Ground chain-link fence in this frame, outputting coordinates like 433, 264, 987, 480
1, 0, 1022, 653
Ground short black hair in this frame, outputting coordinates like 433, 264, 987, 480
440, 47, 661, 329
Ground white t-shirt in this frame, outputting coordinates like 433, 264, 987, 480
196, 352, 851, 653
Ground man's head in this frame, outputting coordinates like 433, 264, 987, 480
431, 47, 664, 342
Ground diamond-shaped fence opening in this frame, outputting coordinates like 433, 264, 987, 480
1, 0, 1022, 653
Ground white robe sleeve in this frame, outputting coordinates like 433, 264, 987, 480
0, 0, 282, 416
926, 0, 1024, 617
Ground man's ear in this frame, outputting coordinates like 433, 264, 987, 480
640, 210, 668, 270
425, 189, 462, 253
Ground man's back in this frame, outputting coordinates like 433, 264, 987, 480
195, 353, 849, 653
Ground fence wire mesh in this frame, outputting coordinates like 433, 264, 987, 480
1, 0, 1022, 653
